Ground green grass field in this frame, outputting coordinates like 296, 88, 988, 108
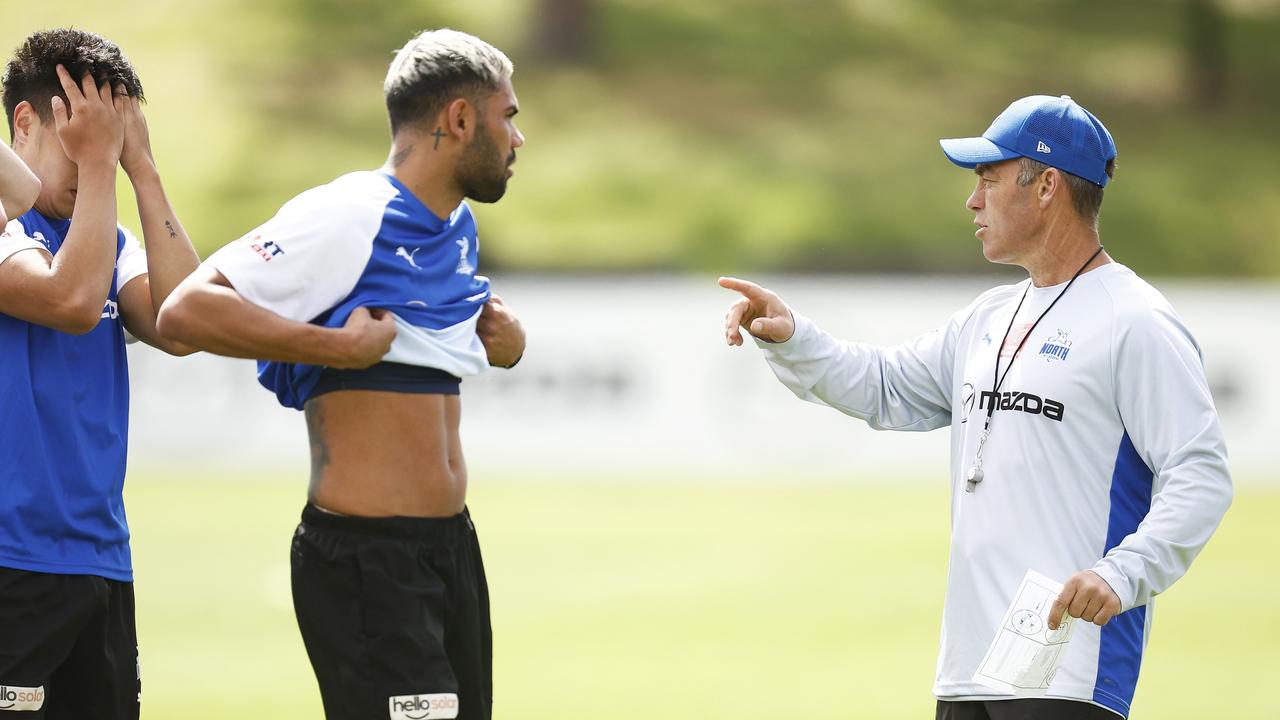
126, 476, 1277, 719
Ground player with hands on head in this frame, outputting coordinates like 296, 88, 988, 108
721, 95, 1231, 720
0, 28, 202, 720
0, 62, 125, 334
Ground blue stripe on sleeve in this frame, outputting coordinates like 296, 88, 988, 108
1093, 431, 1153, 717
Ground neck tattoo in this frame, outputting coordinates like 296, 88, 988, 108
965, 245, 1105, 493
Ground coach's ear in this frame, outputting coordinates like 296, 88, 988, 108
1036, 167, 1062, 210
443, 97, 477, 144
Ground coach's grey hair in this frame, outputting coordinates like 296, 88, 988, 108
1016, 157, 1115, 229
383, 29, 514, 135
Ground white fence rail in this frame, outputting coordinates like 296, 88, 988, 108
126, 275, 1278, 484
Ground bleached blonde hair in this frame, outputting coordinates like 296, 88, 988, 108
383, 29, 514, 134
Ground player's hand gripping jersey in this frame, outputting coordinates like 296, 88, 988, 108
756, 263, 1231, 718
207, 171, 492, 408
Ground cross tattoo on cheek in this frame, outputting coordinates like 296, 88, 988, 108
432, 127, 446, 149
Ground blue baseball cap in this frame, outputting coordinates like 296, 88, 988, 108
939, 95, 1117, 187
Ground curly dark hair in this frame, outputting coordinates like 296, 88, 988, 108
2, 28, 144, 138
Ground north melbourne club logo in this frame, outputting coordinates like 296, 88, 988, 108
1038, 329, 1072, 363
455, 236, 475, 276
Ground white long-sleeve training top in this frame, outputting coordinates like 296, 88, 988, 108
755, 263, 1231, 718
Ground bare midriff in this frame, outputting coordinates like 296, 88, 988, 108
302, 390, 466, 518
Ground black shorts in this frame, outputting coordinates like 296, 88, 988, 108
291, 504, 492, 720
937, 698, 1123, 720
0, 567, 139, 719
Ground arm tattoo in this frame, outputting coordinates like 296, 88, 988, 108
391, 145, 414, 166
164, 220, 177, 239
304, 403, 331, 483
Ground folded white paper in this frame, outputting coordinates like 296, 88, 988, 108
973, 569, 1076, 694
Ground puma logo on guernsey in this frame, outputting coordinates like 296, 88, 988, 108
978, 390, 1066, 422
0, 685, 45, 712
396, 246, 422, 269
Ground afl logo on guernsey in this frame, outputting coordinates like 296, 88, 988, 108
1038, 329, 1072, 363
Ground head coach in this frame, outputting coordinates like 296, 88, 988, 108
719, 95, 1232, 719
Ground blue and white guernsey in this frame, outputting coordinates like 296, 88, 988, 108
207, 171, 492, 409
753, 263, 1231, 718
0, 212, 147, 581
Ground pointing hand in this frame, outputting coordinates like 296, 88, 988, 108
719, 276, 796, 345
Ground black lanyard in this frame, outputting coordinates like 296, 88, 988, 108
987, 245, 1105, 423
966, 245, 1105, 493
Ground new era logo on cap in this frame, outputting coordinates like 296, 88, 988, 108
1036, 141, 1051, 154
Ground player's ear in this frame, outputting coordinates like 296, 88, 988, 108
444, 98, 475, 142
11, 100, 38, 147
